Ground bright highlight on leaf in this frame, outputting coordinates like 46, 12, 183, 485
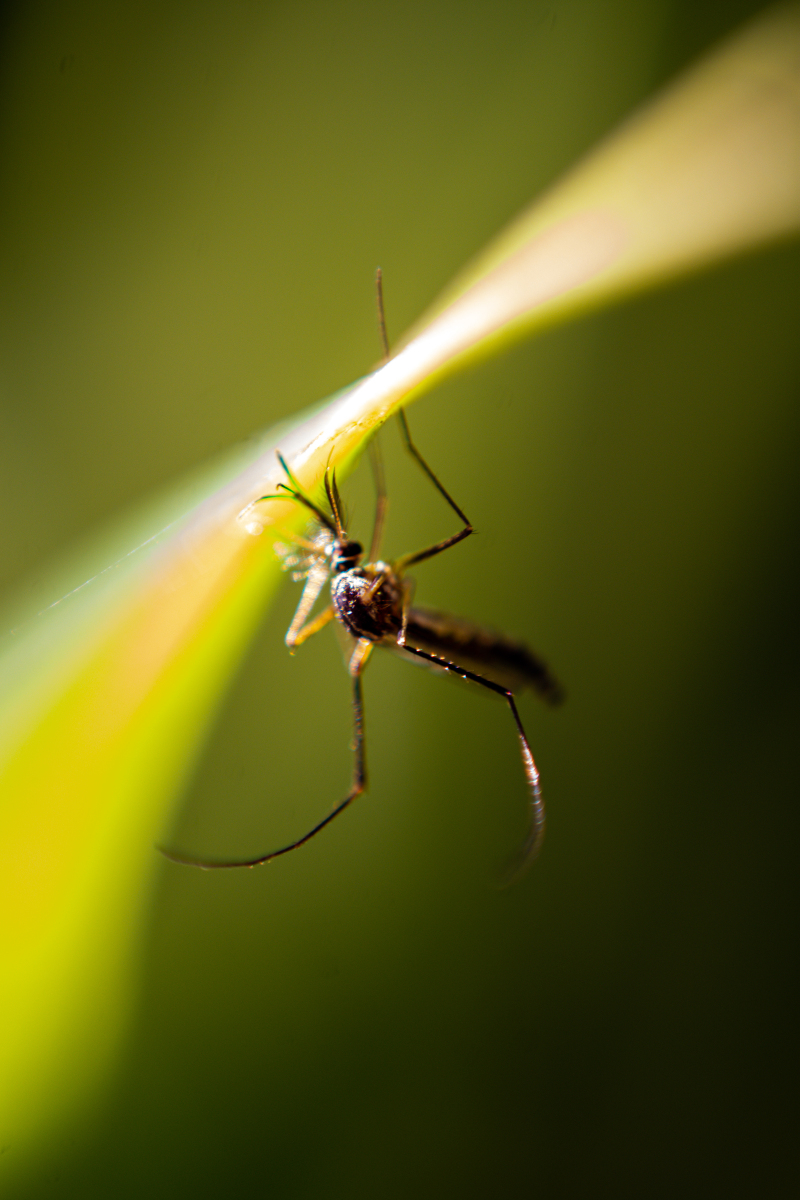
1, 3, 799, 1173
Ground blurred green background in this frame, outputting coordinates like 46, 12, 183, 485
1, 0, 798, 1196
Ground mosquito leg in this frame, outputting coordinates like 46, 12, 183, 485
393, 408, 473, 570
348, 636, 374, 676
158, 640, 373, 871
369, 270, 390, 560
284, 557, 331, 652
373, 269, 470, 568
397, 576, 416, 647
290, 604, 334, 649
374, 268, 470, 567
368, 436, 388, 562
399, 642, 545, 878
396, 524, 474, 571
397, 408, 469, 524
375, 267, 390, 362
274, 531, 326, 555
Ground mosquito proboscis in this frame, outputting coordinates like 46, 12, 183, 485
162, 271, 563, 881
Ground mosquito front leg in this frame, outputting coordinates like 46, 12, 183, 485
290, 605, 334, 648
399, 642, 545, 877
368, 436, 388, 563
394, 408, 473, 571
373, 270, 472, 569
374, 268, 471, 568
284, 554, 331, 652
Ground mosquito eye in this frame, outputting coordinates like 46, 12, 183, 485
343, 541, 362, 558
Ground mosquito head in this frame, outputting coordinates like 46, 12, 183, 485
332, 540, 363, 574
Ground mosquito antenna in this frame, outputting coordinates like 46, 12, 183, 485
375, 267, 390, 363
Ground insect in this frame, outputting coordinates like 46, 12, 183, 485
164, 274, 563, 879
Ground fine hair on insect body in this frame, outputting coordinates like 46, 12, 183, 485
162, 271, 563, 881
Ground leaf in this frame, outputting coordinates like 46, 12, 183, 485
1, 2, 799, 1168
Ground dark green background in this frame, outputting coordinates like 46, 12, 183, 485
1, 1, 798, 1196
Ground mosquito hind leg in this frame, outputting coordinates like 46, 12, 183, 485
398, 641, 545, 879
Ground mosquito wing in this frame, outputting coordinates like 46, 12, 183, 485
392, 606, 564, 703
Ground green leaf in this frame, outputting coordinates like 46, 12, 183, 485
1, 1, 798, 1170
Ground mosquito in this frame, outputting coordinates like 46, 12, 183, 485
163, 272, 563, 880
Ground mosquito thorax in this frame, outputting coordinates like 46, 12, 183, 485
331, 563, 402, 642
331, 540, 363, 574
